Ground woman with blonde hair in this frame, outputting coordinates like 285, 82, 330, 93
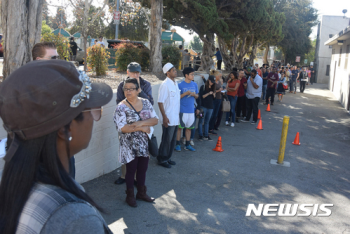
209, 69, 223, 135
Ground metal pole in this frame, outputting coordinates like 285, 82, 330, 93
115, 0, 120, 39
277, 116, 290, 164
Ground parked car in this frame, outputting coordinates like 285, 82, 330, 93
75, 47, 85, 64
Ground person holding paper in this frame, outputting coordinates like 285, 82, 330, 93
114, 78, 158, 207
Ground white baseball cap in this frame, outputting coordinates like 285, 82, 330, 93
163, 63, 174, 74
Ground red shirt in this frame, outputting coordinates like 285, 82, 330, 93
238, 77, 247, 97
267, 72, 279, 89
227, 80, 240, 97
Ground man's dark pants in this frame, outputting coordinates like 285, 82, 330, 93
157, 125, 178, 164
236, 95, 246, 118
217, 60, 222, 70
266, 87, 275, 104
300, 81, 306, 93
289, 79, 296, 92
246, 97, 260, 122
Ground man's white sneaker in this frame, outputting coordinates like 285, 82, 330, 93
190, 140, 195, 146
230, 123, 235, 127
225, 121, 229, 126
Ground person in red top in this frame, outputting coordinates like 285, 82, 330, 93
225, 71, 240, 127
265, 67, 279, 105
236, 69, 247, 121
255, 63, 262, 77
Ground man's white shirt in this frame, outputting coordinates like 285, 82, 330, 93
158, 77, 180, 126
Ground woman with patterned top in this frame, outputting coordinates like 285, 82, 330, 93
114, 78, 158, 207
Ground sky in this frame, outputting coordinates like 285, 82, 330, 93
48, 0, 349, 42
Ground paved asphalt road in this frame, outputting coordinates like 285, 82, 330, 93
83, 83, 350, 234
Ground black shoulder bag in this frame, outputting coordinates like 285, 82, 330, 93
125, 99, 158, 157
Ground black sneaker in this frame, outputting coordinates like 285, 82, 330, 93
251, 121, 257, 124
214, 127, 219, 131
198, 136, 203, 141
204, 135, 213, 141
158, 162, 171, 168
241, 118, 249, 123
209, 130, 218, 135
168, 160, 176, 165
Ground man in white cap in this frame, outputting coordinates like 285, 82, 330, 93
157, 63, 180, 168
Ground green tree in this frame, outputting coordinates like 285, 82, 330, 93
51, 7, 69, 29
188, 35, 203, 52
41, 20, 52, 36
276, 0, 318, 64
105, 1, 149, 41
218, 0, 285, 69
155, 0, 232, 71
69, 4, 106, 39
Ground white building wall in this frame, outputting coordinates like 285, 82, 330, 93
0, 74, 208, 183
316, 16, 349, 84
329, 43, 350, 111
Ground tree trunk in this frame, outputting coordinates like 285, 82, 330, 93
230, 37, 239, 68
150, 0, 163, 78
218, 36, 233, 71
200, 33, 215, 72
82, 0, 90, 72
263, 44, 269, 65
1, 0, 44, 79
249, 44, 258, 67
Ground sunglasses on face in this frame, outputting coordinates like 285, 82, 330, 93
43, 55, 60, 60
82, 107, 103, 121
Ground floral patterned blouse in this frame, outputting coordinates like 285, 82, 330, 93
114, 98, 158, 165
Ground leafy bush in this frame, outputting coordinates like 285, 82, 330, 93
41, 32, 70, 61
113, 42, 150, 71
87, 45, 110, 76
162, 45, 181, 68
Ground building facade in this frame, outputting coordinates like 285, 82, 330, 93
325, 26, 350, 112
315, 16, 349, 84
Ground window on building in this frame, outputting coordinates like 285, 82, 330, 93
326, 65, 330, 76
345, 45, 349, 70
338, 47, 342, 67
332, 49, 335, 54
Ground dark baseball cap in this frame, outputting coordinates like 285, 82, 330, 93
0, 60, 113, 142
183, 67, 195, 77
208, 75, 215, 83
127, 62, 141, 73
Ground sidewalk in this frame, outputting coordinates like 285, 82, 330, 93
82, 83, 350, 234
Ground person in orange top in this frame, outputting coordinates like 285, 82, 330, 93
225, 71, 240, 127
255, 63, 262, 77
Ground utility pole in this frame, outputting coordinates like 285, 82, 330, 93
115, 0, 120, 39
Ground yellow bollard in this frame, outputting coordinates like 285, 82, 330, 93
277, 116, 290, 164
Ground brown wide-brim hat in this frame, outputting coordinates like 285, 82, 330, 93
0, 60, 112, 142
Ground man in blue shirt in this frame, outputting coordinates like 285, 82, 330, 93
215, 48, 222, 70
290, 66, 299, 94
175, 67, 199, 152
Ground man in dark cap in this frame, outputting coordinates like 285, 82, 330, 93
114, 62, 154, 185
70, 37, 78, 61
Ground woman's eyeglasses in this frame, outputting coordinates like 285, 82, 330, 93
82, 107, 103, 121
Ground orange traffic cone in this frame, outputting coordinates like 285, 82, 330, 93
266, 104, 271, 112
292, 132, 301, 145
256, 119, 263, 130
213, 136, 224, 152
257, 109, 261, 119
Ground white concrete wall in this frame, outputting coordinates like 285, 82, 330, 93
316, 16, 349, 84
0, 74, 208, 183
329, 43, 350, 111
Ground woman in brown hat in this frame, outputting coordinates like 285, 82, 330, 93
0, 60, 113, 234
